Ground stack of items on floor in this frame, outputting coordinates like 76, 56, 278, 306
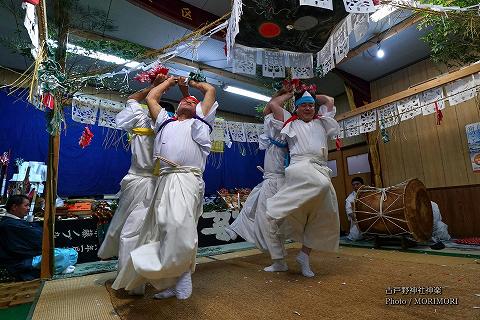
217, 188, 251, 211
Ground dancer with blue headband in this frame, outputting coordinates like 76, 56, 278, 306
266, 85, 341, 278
225, 82, 293, 272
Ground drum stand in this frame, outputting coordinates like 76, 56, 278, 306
373, 235, 417, 250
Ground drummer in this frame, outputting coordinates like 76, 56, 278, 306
345, 177, 363, 241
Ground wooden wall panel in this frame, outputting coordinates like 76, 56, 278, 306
428, 185, 480, 237
371, 59, 480, 189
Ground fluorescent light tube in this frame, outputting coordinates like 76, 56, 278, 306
223, 85, 271, 102
370, 5, 398, 22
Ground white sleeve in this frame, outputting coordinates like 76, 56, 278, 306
318, 105, 337, 118
115, 100, 144, 131
196, 101, 218, 125
345, 193, 355, 216
319, 116, 340, 138
154, 109, 172, 133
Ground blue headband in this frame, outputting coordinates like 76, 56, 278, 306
294, 95, 315, 107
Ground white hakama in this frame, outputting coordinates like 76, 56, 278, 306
98, 100, 156, 260
230, 112, 290, 259
266, 115, 341, 254
112, 102, 217, 291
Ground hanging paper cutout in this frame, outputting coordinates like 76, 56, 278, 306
333, 19, 350, 64
344, 115, 360, 137
227, 121, 247, 142
377, 103, 399, 128
445, 77, 476, 106
334, 120, 345, 139
72, 94, 99, 125
22, 2, 39, 58
244, 123, 261, 142
343, 0, 376, 13
359, 110, 376, 133
262, 50, 285, 78
397, 95, 421, 121
211, 118, 226, 142
420, 87, 445, 115
299, 0, 333, 11
351, 13, 370, 42
98, 100, 123, 128
232, 45, 257, 75
316, 38, 335, 77
289, 53, 314, 79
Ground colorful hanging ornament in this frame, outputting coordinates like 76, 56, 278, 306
188, 70, 207, 83
434, 101, 443, 125
79, 127, 94, 149
335, 137, 342, 151
41, 92, 55, 110
133, 65, 169, 83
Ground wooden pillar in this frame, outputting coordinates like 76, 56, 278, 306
367, 132, 383, 187
344, 82, 383, 187
40, 0, 68, 279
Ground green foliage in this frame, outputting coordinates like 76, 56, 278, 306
418, 0, 480, 67
75, 39, 147, 60
255, 103, 266, 121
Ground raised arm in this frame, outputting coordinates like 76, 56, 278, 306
145, 75, 177, 121
264, 86, 293, 121
189, 80, 216, 116
177, 76, 191, 98
128, 74, 167, 102
315, 94, 334, 112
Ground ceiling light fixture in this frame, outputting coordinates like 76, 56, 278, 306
376, 43, 385, 59
47, 40, 141, 68
370, 5, 398, 22
223, 85, 271, 102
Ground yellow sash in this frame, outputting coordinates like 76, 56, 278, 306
132, 128, 154, 136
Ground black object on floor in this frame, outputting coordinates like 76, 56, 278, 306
430, 241, 446, 250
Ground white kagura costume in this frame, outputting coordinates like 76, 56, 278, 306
230, 110, 291, 259
266, 110, 341, 254
97, 100, 156, 260
112, 102, 217, 292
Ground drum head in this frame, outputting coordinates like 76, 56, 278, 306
403, 179, 433, 242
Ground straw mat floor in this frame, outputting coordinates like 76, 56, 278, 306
106, 248, 480, 320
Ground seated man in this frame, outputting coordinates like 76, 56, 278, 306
0, 195, 77, 281
0, 195, 42, 281
345, 177, 364, 241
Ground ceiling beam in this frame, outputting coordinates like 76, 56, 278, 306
127, 0, 224, 38
70, 29, 264, 88
339, 14, 423, 65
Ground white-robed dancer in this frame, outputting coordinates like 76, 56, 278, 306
266, 88, 340, 278
116, 81, 189, 279
97, 78, 168, 260
112, 75, 217, 300
225, 86, 292, 272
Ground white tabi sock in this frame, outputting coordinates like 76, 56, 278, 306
153, 287, 176, 299
263, 259, 288, 272
225, 226, 238, 240
296, 251, 315, 278
175, 271, 193, 300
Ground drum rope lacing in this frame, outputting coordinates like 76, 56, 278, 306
353, 181, 411, 236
